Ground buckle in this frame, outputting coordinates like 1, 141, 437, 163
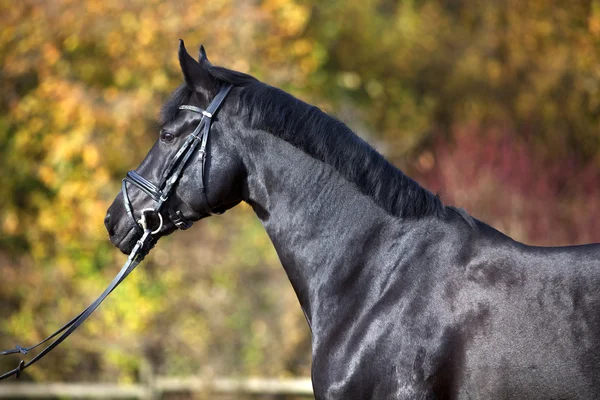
169, 209, 193, 230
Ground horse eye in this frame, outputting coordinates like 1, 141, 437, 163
161, 132, 175, 143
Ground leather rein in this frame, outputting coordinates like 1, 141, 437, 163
0, 84, 233, 380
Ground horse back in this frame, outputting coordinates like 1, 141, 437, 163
445, 220, 600, 398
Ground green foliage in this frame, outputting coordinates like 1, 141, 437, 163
1, 0, 598, 382
300, 0, 600, 162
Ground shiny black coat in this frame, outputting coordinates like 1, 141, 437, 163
106, 42, 600, 399
246, 129, 600, 399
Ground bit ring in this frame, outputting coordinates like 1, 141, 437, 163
138, 208, 163, 235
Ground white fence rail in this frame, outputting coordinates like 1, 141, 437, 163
0, 377, 314, 398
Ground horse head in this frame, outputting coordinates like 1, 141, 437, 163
105, 41, 249, 254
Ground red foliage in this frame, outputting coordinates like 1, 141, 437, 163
415, 124, 600, 246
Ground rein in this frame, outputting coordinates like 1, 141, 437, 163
0, 219, 154, 380
0, 84, 233, 380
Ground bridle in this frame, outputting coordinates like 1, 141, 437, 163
123, 84, 233, 230
0, 84, 233, 380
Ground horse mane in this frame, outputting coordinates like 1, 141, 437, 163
161, 65, 446, 220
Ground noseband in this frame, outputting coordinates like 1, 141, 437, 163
0, 85, 232, 380
123, 84, 233, 231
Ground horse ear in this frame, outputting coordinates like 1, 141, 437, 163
178, 40, 217, 98
198, 45, 209, 64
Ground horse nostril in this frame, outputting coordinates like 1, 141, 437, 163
104, 213, 111, 227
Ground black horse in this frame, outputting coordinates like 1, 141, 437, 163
105, 41, 600, 399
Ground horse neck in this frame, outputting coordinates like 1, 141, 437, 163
239, 129, 396, 323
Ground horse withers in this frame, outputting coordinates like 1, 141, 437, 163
105, 41, 600, 399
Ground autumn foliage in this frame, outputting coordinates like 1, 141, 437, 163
1, 0, 599, 382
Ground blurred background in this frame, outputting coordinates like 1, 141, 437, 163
1, 0, 599, 395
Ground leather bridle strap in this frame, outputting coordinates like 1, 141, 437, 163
122, 179, 145, 234
122, 84, 232, 229
0, 215, 156, 380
